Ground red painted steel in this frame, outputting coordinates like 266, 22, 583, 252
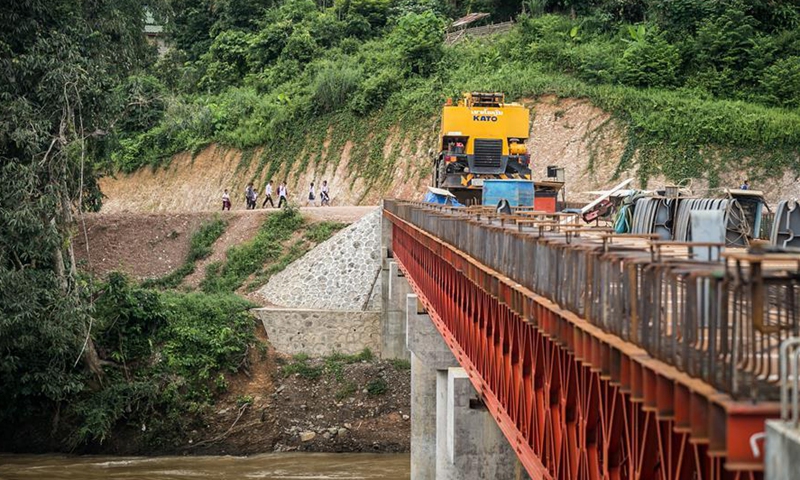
386, 210, 770, 480
533, 196, 556, 213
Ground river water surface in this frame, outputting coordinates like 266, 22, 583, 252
0, 453, 410, 480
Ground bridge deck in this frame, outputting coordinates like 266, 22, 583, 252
385, 200, 800, 480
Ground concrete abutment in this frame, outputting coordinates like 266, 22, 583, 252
406, 292, 528, 479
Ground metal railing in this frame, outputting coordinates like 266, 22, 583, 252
385, 200, 800, 400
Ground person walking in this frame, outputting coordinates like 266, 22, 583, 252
222, 189, 231, 211
245, 182, 256, 210
320, 180, 330, 206
307, 182, 316, 207
262, 180, 275, 208
278, 181, 288, 208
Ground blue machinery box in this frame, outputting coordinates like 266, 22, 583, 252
481, 179, 535, 207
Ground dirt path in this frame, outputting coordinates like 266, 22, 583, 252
182, 211, 270, 289
300, 206, 378, 223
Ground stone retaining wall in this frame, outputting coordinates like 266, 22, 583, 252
253, 308, 381, 356
258, 208, 381, 311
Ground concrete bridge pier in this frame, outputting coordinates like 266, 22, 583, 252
406, 293, 528, 479
381, 260, 411, 360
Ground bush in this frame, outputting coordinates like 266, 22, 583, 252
389, 12, 446, 76
68, 276, 257, 446
200, 30, 253, 92
619, 31, 680, 87
312, 62, 363, 113
760, 56, 800, 109
282, 28, 318, 63
349, 67, 400, 115
366, 377, 388, 396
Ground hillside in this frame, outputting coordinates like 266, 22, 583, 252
101, 93, 800, 212
101, 1, 800, 210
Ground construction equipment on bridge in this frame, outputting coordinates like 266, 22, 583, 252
619, 187, 767, 246
771, 199, 800, 248
434, 92, 563, 209
385, 199, 800, 479
481, 178, 534, 207
422, 186, 463, 206
435, 92, 531, 190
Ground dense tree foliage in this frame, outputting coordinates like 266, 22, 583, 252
0, 1, 257, 450
106, 0, 800, 177
0, 0, 154, 422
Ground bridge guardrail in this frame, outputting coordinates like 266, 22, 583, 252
385, 199, 800, 400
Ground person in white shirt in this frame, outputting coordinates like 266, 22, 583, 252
222, 189, 231, 211
262, 180, 275, 208
307, 182, 316, 207
278, 181, 288, 208
320, 180, 330, 206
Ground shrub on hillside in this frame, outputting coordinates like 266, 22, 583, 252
389, 12, 446, 76
349, 67, 402, 115
619, 31, 680, 88
312, 62, 363, 113
199, 30, 253, 92
760, 56, 800, 109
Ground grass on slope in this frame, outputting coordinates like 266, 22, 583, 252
201, 209, 346, 294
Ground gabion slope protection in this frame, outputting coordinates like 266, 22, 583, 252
258, 208, 381, 311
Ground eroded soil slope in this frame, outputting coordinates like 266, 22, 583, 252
73, 211, 212, 279
98, 97, 634, 213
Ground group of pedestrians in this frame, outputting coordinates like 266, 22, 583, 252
223, 180, 330, 211
307, 180, 330, 207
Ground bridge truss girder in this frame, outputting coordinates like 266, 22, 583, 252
387, 211, 769, 480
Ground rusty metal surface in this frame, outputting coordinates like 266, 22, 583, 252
386, 200, 800, 400
384, 200, 800, 479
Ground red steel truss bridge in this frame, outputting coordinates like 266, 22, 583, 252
384, 200, 800, 480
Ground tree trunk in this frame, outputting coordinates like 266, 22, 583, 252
57, 177, 105, 383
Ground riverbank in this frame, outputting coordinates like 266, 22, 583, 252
2, 327, 410, 456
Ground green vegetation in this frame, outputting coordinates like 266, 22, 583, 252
282, 353, 325, 380
241, 220, 346, 291
389, 358, 411, 370
335, 381, 359, 400
366, 377, 389, 396
304, 221, 348, 243
201, 207, 304, 293
70, 273, 257, 447
282, 348, 375, 384
143, 216, 227, 289
104, 0, 800, 187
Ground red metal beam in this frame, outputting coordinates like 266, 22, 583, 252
385, 209, 776, 480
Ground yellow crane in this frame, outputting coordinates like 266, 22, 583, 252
434, 92, 532, 195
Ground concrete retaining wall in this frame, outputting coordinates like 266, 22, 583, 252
253, 307, 381, 356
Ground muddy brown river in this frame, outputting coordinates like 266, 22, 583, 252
0, 453, 410, 479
